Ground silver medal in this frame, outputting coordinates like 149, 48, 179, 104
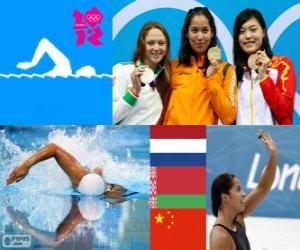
139, 67, 155, 84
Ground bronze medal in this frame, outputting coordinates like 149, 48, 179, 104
248, 54, 259, 70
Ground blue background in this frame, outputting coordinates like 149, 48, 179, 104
207, 126, 300, 218
0, 0, 112, 124
113, 0, 300, 124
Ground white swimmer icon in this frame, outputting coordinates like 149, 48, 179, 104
0, 38, 110, 79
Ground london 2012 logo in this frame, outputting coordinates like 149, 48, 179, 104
73, 7, 104, 46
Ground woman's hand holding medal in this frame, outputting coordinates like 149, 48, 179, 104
131, 65, 157, 95
248, 50, 271, 80
206, 46, 221, 77
130, 65, 147, 94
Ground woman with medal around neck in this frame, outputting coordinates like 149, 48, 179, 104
113, 22, 171, 125
160, 7, 237, 125
234, 9, 296, 125
210, 130, 277, 250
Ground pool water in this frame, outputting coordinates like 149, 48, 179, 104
0, 192, 149, 249
0, 126, 150, 249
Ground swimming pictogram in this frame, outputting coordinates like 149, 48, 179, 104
0, 38, 110, 78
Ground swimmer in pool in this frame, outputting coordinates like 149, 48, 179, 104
6, 143, 126, 199
7, 196, 105, 248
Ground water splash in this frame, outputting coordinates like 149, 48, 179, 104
0, 126, 149, 193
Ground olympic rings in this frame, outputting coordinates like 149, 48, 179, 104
85, 14, 102, 23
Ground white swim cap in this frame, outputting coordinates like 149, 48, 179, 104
77, 173, 105, 196
78, 197, 105, 221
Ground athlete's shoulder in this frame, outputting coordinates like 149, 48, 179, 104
171, 59, 180, 67
210, 225, 233, 249
270, 55, 293, 67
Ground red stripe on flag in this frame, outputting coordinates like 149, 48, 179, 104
150, 125, 206, 139
157, 167, 206, 194
150, 208, 206, 250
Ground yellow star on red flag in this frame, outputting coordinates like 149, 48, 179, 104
154, 213, 164, 224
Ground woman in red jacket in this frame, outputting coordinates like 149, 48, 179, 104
233, 9, 296, 125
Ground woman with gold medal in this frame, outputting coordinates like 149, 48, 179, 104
160, 7, 237, 125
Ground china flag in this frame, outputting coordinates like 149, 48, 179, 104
150, 208, 206, 250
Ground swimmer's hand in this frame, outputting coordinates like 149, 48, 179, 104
258, 130, 277, 156
16, 62, 33, 70
6, 165, 29, 185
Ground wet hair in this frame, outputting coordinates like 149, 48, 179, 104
233, 8, 273, 82
132, 22, 171, 103
103, 184, 127, 199
178, 7, 217, 67
211, 173, 236, 217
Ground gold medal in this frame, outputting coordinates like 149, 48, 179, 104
248, 54, 259, 70
207, 46, 221, 62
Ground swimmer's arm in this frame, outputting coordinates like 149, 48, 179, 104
15, 224, 75, 247
53, 199, 85, 243
7, 144, 61, 185
210, 229, 233, 250
6, 207, 62, 247
242, 131, 277, 217
28, 202, 84, 246
22, 227, 61, 247
7, 143, 88, 187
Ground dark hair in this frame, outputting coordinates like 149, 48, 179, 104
233, 9, 273, 82
132, 22, 171, 103
178, 7, 217, 67
211, 173, 236, 217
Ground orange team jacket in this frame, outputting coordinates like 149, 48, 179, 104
162, 58, 237, 125
259, 56, 296, 125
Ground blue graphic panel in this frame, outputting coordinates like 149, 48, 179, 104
0, 0, 112, 124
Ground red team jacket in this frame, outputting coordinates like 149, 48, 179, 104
260, 56, 296, 125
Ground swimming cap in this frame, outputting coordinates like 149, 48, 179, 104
77, 173, 105, 196
78, 197, 105, 221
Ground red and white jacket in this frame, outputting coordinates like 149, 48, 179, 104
237, 56, 296, 125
